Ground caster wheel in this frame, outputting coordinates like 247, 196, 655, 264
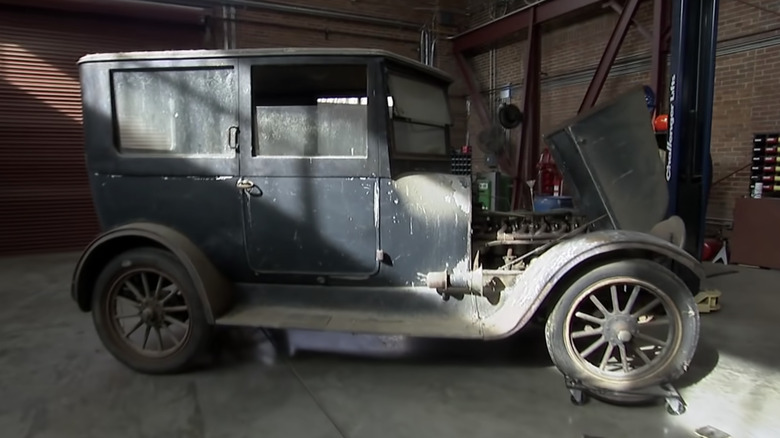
666, 400, 686, 416
570, 391, 589, 406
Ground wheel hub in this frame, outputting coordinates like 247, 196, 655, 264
603, 315, 638, 345
139, 299, 164, 326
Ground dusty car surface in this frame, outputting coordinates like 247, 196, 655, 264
72, 48, 700, 399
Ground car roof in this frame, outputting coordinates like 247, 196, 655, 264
78, 47, 452, 83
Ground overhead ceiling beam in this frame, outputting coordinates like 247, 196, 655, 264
0, 0, 207, 24
450, 0, 605, 54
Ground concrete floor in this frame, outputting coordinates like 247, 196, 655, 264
0, 253, 778, 438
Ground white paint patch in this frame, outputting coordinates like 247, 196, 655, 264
450, 179, 471, 214
453, 256, 470, 274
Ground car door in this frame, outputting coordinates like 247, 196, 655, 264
237, 55, 382, 276
84, 56, 245, 278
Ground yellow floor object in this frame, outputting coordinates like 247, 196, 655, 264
695, 289, 722, 313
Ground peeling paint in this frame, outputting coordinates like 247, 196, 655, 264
374, 181, 380, 229
450, 179, 471, 214
453, 257, 470, 274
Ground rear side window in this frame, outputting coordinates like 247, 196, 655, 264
251, 63, 368, 158
111, 66, 236, 156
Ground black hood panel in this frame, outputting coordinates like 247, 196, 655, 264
543, 86, 668, 233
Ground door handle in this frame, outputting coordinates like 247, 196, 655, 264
227, 126, 239, 150
236, 179, 254, 189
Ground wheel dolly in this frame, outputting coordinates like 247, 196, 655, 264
564, 375, 687, 415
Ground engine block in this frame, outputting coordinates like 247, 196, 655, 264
471, 209, 587, 270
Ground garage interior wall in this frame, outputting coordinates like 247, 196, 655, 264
12, 0, 772, 254
0, 2, 213, 256
1, 0, 473, 257
464, 0, 780, 223
227, 0, 471, 147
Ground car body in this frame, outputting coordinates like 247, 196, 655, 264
71, 48, 701, 397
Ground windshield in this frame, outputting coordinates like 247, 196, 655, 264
387, 73, 451, 156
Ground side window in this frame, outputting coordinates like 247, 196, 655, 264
387, 72, 451, 157
112, 67, 236, 156
252, 63, 368, 158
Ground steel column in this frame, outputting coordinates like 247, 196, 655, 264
650, 0, 671, 112
512, 8, 541, 210
579, 0, 641, 113
666, 0, 719, 264
454, 52, 491, 128
605, 0, 652, 41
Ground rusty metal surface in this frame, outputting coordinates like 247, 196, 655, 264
0, 6, 205, 255
475, 229, 703, 339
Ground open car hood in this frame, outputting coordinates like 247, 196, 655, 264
543, 86, 668, 233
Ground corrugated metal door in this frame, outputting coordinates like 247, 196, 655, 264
0, 5, 209, 256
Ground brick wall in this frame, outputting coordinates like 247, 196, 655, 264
461, 0, 780, 221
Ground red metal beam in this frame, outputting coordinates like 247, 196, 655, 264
650, 0, 672, 113
605, 0, 651, 41
455, 52, 518, 177
512, 8, 542, 211
451, 0, 604, 54
579, 0, 641, 112
0, 0, 207, 25
454, 53, 491, 128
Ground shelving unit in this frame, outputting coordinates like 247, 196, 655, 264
750, 133, 780, 198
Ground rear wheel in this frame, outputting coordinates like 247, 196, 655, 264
91, 247, 213, 374
545, 259, 699, 394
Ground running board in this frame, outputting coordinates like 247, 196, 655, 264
215, 283, 483, 339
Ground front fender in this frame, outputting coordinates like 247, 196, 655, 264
71, 222, 233, 323
476, 229, 703, 339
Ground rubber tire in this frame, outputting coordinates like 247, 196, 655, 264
91, 247, 213, 374
545, 259, 699, 393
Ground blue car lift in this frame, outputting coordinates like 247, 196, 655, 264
666, 0, 720, 293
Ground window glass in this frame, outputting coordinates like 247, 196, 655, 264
252, 64, 368, 158
393, 121, 447, 155
387, 73, 450, 156
388, 74, 451, 126
112, 67, 236, 156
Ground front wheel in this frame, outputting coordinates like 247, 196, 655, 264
91, 247, 213, 374
545, 259, 699, 393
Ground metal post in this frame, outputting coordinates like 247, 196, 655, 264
579, 0, 642, 113
650, 0, 671, 112
513, 8, 541, 211
454, 52, 491, 128
666, 0, 720, 263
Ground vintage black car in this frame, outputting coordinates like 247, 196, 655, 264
72, 48, 700, 398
